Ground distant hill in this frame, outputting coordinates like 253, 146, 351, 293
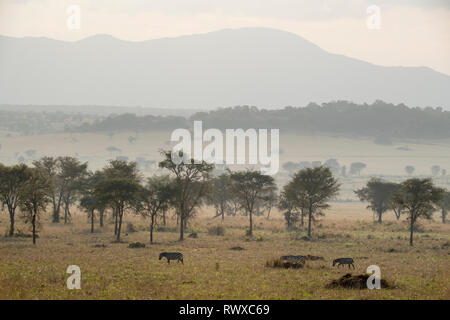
0, 28, 449, 109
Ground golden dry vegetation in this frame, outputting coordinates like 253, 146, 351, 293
0, 202, 449, 300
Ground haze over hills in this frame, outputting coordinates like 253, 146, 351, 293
0, 27, 449, 109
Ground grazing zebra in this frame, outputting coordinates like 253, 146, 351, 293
159, 252, 184, 264
332, 258, 355, 269
280, 255, 306, 264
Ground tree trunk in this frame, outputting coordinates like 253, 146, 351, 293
150, 214, 154, 244
409, 218, 414, 246
300, 209, 305, 227
307, 204, 313, 238
248, 210, 253, 236
162, 210, 166, 226
32, 211, 37, 245
442, 209, 447, 224
52, 203, 60, 223
90, 209, 95, 233
377, 211, 383, 224
8, 209, 15, 237
116, 209, 123, 242
179, 213, 184, 241
266, 207, 272, 220
99, 209, 104, 227
114, 208, 118, 235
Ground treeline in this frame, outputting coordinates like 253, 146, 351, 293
2, 101, 449, 140
71, 100, 450, 140
1, 153, 449, 246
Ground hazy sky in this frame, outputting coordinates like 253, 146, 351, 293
1, 0, 449, 75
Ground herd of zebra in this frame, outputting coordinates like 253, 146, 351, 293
159, 252, 355, 269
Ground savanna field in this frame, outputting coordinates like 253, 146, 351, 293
0, 203, 449, 300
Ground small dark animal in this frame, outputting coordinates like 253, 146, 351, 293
159, 252, 184, 264
332, 258, 355, 269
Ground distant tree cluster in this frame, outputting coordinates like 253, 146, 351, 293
3, 101, 446, 140
356, 178, 446, 246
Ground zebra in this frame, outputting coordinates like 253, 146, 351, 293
280, 255, 306, 264
332, 258, 355, 269
159, 252, 184, 264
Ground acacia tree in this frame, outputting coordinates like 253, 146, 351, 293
229, 170, 277, 237
59, 157, 88, 224
392, 178, 443, 246
0, 164, 32, 236
355, 178, 401, 223
350, 162, 366, 175
96, 160, 141, 242
208, 173, 232, 221
32, 157, 75, 223
278, 183, 300, 230
437, 191, 450, 224
290, 166, 340, 238
78, 171, 105, 233
18, 168, 51, 245
159, 150, 214, 241
136, 175, 176, 243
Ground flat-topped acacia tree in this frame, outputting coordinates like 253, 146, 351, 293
392, 178, 444, 246
290, 166, 340, 238
0, 163, 32, 236
229, 170, 277, 237
159, 150, 214, 241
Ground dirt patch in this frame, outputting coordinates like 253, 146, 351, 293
326, 273, 394, 290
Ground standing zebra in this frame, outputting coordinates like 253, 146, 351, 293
332, 258, 355, 269
159, 252, 184, 264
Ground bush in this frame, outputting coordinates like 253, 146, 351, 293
128, 242, 146, 248
126, 222, 137, 233
188, 231, 198, 238
266, 258, 304, 269
208, 225, 225, 236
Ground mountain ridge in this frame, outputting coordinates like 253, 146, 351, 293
0, 27, 449, 109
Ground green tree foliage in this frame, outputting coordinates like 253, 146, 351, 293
159, 150, 214, 241
0, 163, 32, 236
392, 178, 444, 246
18, 168, 51, 244
208, 173, 232, 221
229, 170, 277, 237
437, 191, 450, 224
95, 160, 141, 242
289, 166, 340, 237
355, 178, 401, 223
135, 175, 177, 243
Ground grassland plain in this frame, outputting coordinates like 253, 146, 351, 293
0, 203, 449, 300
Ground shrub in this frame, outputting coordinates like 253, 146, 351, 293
266, 258, 304, 269
126, 222, 137, 233
208, 225, 225, 236
128, 242, 146, 248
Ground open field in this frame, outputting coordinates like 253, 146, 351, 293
1, 202, 449, 300
1, 131, 450, 176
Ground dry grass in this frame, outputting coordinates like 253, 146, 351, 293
0, 202, 449, 300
